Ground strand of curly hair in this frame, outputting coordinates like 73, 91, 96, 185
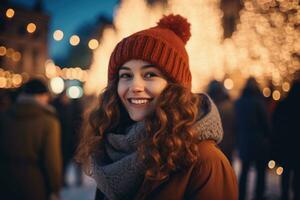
141, 83, 201, 180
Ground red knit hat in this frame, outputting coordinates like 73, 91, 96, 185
108, 14, 192, 90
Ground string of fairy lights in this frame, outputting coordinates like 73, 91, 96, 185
4, 8, 100, 49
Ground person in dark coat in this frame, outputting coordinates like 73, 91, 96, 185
271, 71, 300, 200
0, 79, 62, 200
52, 91, 83, 186
207, 80, 236, 163
235, 77, 270, 200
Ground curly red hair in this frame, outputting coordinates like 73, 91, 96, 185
75, 80, 202, 180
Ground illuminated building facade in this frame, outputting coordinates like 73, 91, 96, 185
0, 3, 49, 77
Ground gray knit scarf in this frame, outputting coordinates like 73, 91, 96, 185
90, 94, 223, 200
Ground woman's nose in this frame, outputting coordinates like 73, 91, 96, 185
129, 77, 144, 93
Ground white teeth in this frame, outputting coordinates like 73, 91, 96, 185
130, 99, 150, 105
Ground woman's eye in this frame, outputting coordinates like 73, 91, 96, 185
145, 72, 158, 78
119, 73, 131, 79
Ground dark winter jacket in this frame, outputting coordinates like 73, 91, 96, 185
0, 98, 62, 200
271, 81, 300, 165
235, 90, 270, 161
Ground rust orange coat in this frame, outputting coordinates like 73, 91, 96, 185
135, 140, 238, 200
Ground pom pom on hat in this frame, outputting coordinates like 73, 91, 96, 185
157, 14, 191, 44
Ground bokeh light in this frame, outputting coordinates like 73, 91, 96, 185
69, 35, 80, 46
263, 87, 271, 97
12, 74, 22, 86
88, 39, 99, 50
0, 46, 7, 56
282, 82, 290, 92
27, 23, 37, 33
6, 8, 15, 18
268, 160, 276, 169
12, 52, 21, 62
224, 78, 234, 90
272, 90, 281, 101
50, 77, 64, 94
53, 30, 64, 41
67, 86, 83, 99
276, 167, 284, 176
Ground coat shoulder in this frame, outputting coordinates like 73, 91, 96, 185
196, 140, 227, 162
185, 140, 238, 200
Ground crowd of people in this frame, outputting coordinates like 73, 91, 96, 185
207, 74, 300, 200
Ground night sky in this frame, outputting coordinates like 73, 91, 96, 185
9, 0, 119, 61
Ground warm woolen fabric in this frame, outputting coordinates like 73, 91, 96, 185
108, 14, 192, 90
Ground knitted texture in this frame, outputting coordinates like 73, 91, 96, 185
108, 14, 192, 90
195, 94, 224, 144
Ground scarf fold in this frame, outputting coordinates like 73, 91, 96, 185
91, 93, 223, 200
91, 122, 146, 200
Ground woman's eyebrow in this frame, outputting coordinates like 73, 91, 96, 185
119, 66, 130, 70
141, 64, 156, 69
119, 64, 156, 70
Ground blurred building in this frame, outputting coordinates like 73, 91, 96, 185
0, 1, 49, 77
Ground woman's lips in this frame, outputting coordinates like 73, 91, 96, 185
127, 98, 153, 105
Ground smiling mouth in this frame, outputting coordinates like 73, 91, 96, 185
128, 98, 153, 105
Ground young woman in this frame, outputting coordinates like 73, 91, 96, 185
76, 14, 238, 200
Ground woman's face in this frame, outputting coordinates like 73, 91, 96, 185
117, 59, 168, 121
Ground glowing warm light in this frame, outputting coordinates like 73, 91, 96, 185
53, 30, 64, 41
272, 90, 281, 101
88, 39, 99, 50
45, 62, 58, 78
227, 0, 300, 88
6, 8, 15, 18
268, 160, 276, 169
6, 48, 14, 58
67, 86, 83, 99
263, 87, 271, 97
65, 68, 72, 80
12, 74, 22, 86
276, 167, 283, 175
27, 23, 36, 33
224, 78, 234, 90
0, 77, 7, 88
21, 72, 29, 82
50, 77, 64, 94
12, 52, 21, 62
0, 46, 7, 56
69, 35, 80, 46
282, 82, 290, 92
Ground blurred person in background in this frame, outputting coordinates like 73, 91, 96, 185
0, 78, 62, 200
0, 89, 13, 113
235, 77, 270, 200
207, 80, 236, 163
271, 70, 300, 200
52, 90, 83, 187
